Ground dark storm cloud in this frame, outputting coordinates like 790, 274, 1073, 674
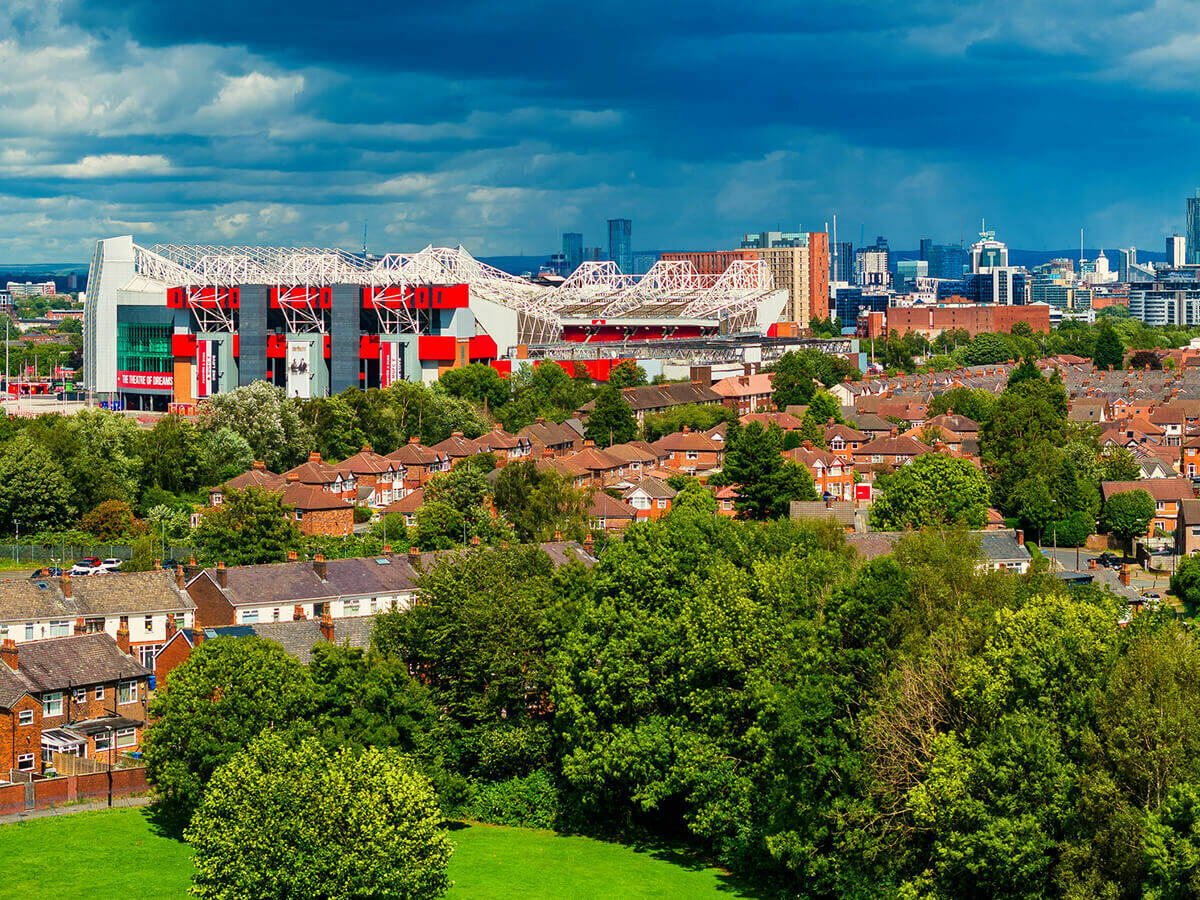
0, 0, 1193, 258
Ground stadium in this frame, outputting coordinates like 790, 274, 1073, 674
83, 235, 788, 410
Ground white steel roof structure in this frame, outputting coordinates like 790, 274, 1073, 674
128, 242, 782, 343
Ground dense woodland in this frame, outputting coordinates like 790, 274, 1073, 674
144, 513, 1200, 898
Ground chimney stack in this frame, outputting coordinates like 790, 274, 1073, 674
287, 550, 298, 561
185, 557, 200, 582
74, 616, 85, 635
313, 554, 327, 581
319, 611, 334, 643
252, 460, 266, 471
116, 623, 131, 655
383, 544, 392, 555
191, 625, 206, 647
409, 546, 421, 568
153, 559, 162, 572
1119, 564, 1131, 587
215, 561, 227, 588
308, 452, 322, 464
1016, 529, 1024, 546
286, 472, 300, 483
165, 618, 177, 641
293, 605, 306, 621
176, 565, 186, 589
61, 574, 71, 599
0, 639, 16, 671
1088, 556, 1097, 570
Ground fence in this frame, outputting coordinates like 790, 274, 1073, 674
0, 544, 197, 565
0, 767, 148, 816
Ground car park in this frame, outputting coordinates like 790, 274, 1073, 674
29, 567, 63, 578
69, 557, 102, 575
99, 558, 124, 573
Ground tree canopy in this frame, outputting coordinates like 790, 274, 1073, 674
869, 453, 992, 530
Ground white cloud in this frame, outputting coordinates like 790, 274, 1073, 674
59, 154, 171, 178
200, 71, 305, 119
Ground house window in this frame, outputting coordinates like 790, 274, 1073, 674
119, 616, 129, 631
272, 608, 281, 623
144, 615, 154, 633
138, 645, 161, 668
656, 499, 667, 509
84, 617, 104, 633
242, 609, 259, 624
370, 598, 378, 614
0, 624, 6, 638
16, 753, 34, 771
43, 692, 62, 717
94, 733, 111, 753
95, 686, 104, 701
344, 599, 359, 616
18, 709, 33, 726
74, 687, 86, 704
686, 451, 698, 461
48, 621, 70, 638
295, 510, 304, 521
116, 728, 136, 749
24, 623, 33, 640
117, 680, 137, 705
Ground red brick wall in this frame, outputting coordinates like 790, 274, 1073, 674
887, 304, 1050, 338
660, 249, 761, 275
807, 232, 829, 321
0, 768, 149, 815
186, 574, 235, 627
299, 507, 353, 536
154, 634, 193, 686
0, 695, 42, 773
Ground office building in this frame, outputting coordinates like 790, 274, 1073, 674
562, 232, 583, 273
7, 280, 56, 298
1130, 286, 1200, 326
756, 245, 812, 323
970, 231, 1009, 272
856, 247, 889, 288
919, 238, 932, 261
895, 259, 929, 292
927, 244, 967, 279
607, 219, 632, 273
1169, 234, 1187, 268
833, 288, 888, 327
631, 252, 661, 275
833, 241, 854, 284
1117, 248, 1136, 282
1190, 192, 1200, 265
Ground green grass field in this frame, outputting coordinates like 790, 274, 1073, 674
0, 808, 765, 899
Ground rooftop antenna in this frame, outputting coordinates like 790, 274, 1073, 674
362, 220, 367, 256
832, 213, 839, 281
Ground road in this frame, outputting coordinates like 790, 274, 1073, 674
1041, 547, 1175, 595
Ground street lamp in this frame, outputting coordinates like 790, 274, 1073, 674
13, 519, 19, 564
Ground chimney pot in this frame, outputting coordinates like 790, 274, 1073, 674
215, 562, 227, 589
74, 616, 85, 634
116, 623, 131, 655
319, 611, 334, 643
287, 550, 298, 561
252, 460, 265, 471
61, 574, 71, 599
1016, 529, 1024, 546
409, 547, 421, 567
176, 565, 186, 589
383, 544, 392, 554
1088, 557, 1097, 570
313, 554, 327, 581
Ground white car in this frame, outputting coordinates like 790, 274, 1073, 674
98, 558, 124, 573
69, 558, 103, 576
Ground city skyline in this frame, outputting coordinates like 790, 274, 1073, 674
5, 3, 1200, 260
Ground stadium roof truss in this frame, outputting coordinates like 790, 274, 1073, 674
130, 243, 779, 342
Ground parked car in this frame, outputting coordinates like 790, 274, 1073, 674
1096, 552, 1121, 568
98, 558, 124, 573
1141, 591, 1162, 600
69, 557, 102, 575
29, 567, 63, 578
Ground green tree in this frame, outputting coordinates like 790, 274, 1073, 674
1094, 319, 1125, 370
607, 360, 648, 389
79, 499, 146, 541
770, 350, 817, 409
195, 426, 255, 487
439, 363, 511, 412
414, 465, 509, 550
187, 731, 451, 900
0, 434, 75, 533
960, 331, 1014, 366
1101, 445, 1142, 482
137, 415, 201, 494
928, 387, 997, 427
868, 453, 992, 530
1006, 357, 1042, 388
200, 380, 312, 471
585, 386, 636, 447
1129, 349, 1163, 370
143, 636, 316, 832
1172, 554, 1200, 617
722, 422, 817, 519
193, 487, 303, 565
1100, 489, 1155, 555
493, 461, 590, 542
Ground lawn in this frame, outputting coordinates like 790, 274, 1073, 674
0, 808, 765, 899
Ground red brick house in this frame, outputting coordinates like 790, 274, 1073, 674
711, 372, 774, 415
651, 428, 724, 474
623, 477, 678, 520
588, 491, 637, 532
284, 452, 358, 502
0, 631, 150, 769
335, 446, 404, 507
387, 439, 451, 491
519, 418, 584, 456
783, 444, 855, 500
208, 460, 285, 506
852, 433, 933, 470
1101, 478, 1196, 537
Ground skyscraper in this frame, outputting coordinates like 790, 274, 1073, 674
1117, 248, 1137, 282
806, 232, 830, 321
607, 219, 632, 273
833, 241, 854, 283
927, 244, 968, 279
562, 232, 583, 273
1169, 233, 1187, 268
1188, 192, 1200, 265
919, 238, 932, 261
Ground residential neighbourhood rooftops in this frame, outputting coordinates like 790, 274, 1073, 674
1100, 479, 1194, 502
6, 632, 149, 693
65, 571, 195, 615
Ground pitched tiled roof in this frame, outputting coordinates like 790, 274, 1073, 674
12, 632, 148, 692
825, 423, 868, 442
625, 477, 677, 500
200, 555, 423, 607
651, 430, 721, 453
431, 432, 483, 457
588, 491, 637, 519
710, 373, 773, 398
335, 447, 395, 476
68, 571, 195, 615
856, 435, 932, 457
519, 419, 583, 448
790, 500, 857, 525
215, 467, 286, 494
284, 457, 341, 485
1101, 479, 1195, 502
0, 579, 73, 622
382, 488, 424, 515
581, 382, 721, 413
282, 482, 355, 512
387, 440, 447, 466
